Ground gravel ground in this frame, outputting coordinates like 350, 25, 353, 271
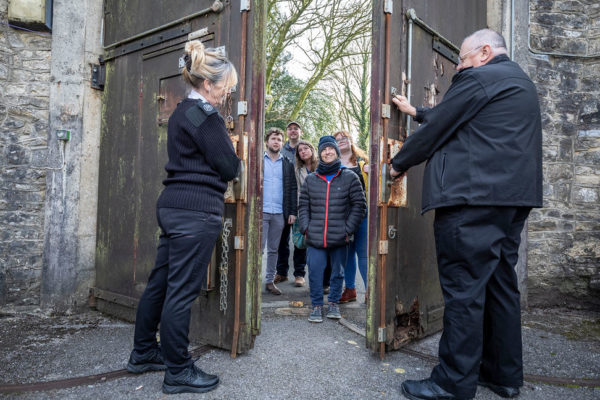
0, 304, 598, 400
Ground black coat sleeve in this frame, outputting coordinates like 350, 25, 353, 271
391, 72, 488, 174
191, 114, 241, 182
284, 158, 298, 218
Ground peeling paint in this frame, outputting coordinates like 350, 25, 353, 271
391, 297, 423, 349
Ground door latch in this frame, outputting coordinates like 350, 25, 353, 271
91, 59, 105, 90
233, 161, 247, 201
379, 163, 393, 204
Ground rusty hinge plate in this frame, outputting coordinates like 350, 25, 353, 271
379, 240, 388, 254
382, 104, 391, 119
188, 27, 209, 41
378, 327, 387, 342
238, 101, 248, 116
234, 236, 244, 250
384, 0, 393, 14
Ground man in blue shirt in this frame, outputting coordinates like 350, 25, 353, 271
263, 127, 297, 295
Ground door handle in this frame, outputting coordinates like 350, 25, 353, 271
380, 163, 393, 204
233, 161, 246, 201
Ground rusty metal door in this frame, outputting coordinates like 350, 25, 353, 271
367, 0, 486, 357
94, 0, 265, 356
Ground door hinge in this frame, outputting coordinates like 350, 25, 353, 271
91, 58, 105, 90
378, 327, 387, 342
384, 0, 393, 14
234, 236, 244, 250
237, 101, 248, 116
188, 27, 209, 41
382, 104, 391, 119
378, 240, 388, 255
240, 0, 250, 11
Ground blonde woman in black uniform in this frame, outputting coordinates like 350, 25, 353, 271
126, 40, 239, 395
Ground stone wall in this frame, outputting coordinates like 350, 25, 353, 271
1, 0, 598, 311
0, 0, 51, 306
524, 0, 600, 308
0, 0, 102, 311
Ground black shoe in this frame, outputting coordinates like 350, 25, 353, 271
126, 347, 167, 374
162, 364, 219, 394
401, 378, 471, 400
478, 380, 520, 398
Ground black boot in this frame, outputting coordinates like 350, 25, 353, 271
162, 364, 219, 394
401, 378, 472, 400
126, 347, 166, 374
478, 380, 520, 398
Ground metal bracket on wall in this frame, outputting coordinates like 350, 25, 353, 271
240, 0, 250, 12
91, 58, 105, 90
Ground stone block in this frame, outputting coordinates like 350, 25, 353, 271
0, 63, 7, 80
575, 165, 600, 185
573, 147, 600, 165
22, 59, 50, 71
542, 145, 558, 161
572, 186, 599, 203
531, 34, 588, 55
532, 12, 588, 31
545, 163, 574, 181
556, 1, 587, 13
4, 143, 30, 165
3, 118, 25, 130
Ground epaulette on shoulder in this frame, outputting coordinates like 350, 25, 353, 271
185, 99, 218, 127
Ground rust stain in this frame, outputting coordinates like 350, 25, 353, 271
379, 138, 407, 207
392, 297, 423, 349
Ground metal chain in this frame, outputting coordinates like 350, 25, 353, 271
225, 93, 234, 132
219, 218, 232, 313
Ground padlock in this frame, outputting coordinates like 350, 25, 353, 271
225, 117, 235, 130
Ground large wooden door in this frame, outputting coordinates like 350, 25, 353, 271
94, 0, 265, 355
367, 0, 487, 357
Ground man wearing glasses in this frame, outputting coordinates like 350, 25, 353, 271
391, 29, 542, 400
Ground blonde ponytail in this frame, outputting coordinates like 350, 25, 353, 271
181, 40, 238, 90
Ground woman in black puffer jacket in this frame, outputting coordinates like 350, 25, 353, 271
298, 136, 366, 323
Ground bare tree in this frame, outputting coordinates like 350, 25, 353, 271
266, 0, 372, 121
328, 36, 371, 149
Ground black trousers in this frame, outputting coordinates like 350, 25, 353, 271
430, 206, 530, 399
132, 207, 223, 374
275, 223, 307, 278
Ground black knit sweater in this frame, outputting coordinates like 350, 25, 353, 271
157, 98, 240, 216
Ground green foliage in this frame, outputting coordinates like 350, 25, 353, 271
265, 0, 372, 145
265, 64, 337, 143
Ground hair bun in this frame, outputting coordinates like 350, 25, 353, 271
184, 40, 206, 69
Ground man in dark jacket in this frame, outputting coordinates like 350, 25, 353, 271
275, 121, 306, 286
298, 136, 366, 323
262, 127, 297, 295
390, 29, 542, 400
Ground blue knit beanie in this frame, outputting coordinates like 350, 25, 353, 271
318, 135, 340, 158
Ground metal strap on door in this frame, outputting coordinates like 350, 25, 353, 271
404, 8, 460, 135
